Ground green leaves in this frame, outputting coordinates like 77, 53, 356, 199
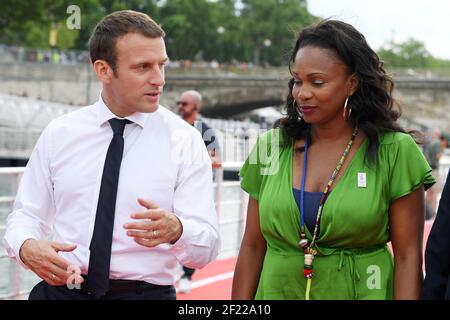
0, 0, 317, 66
379, 38, 450, 69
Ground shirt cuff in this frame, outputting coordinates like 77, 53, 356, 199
168, 215, 193, 264
3, 231, 38, 270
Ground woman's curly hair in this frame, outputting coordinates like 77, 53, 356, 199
275, 19, 409, 166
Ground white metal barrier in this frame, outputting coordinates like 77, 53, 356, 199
0, 167, 26, 299
0, 128, 42, 159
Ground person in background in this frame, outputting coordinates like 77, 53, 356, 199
178, 90, 222, 169
232, 19, 434, 300
3, 10, 219, 300
440, 133, 449, 150
177, 90, 221, 293
423, 128, 444, 219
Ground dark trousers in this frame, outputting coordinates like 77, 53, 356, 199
182, 266, 196, 280
29, 280, 176, 300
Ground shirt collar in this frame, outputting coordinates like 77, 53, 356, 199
95, 92, 152, 128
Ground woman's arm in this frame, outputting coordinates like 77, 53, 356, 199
389, 186, 425, 300
231, 196, 267, 299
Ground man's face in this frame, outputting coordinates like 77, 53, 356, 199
108, 33, 168, 116
177, 93, 198, 119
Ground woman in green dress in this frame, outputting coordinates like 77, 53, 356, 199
231, 19, 435, 300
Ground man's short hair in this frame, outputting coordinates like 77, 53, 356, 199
88, 10, 165, 75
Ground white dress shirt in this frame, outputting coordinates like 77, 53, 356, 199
3, 96, 220, 285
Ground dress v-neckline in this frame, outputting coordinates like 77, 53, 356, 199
288, 137, 369, 240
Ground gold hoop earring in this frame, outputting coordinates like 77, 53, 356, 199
293, 99, 303, 121
343, 96, 352, 120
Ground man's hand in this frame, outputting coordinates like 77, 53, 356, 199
208, 150, 222, 169
123, 198, 183, 248
19, 239, 81, 286
211, 155, 222, 169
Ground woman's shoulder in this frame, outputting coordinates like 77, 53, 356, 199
378, 131, 415, 146
376, 131, 426, 168
258, 128, 281, 139
255, 128, 286, 147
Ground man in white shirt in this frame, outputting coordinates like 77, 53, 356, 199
3, 10, 219, 300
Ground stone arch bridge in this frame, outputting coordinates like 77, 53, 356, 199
1, 63, 449, 122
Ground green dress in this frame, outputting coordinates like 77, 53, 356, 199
239, 129, 435, 300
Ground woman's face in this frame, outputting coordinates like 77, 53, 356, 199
291, 46, 357, 125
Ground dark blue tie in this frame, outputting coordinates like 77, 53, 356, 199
87, 118, 130, 299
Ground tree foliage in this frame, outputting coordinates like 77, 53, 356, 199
0, 0, 72, 45
11, 0, 448, 68
0, 0, 318, 65
240, 0, 315, 65
379, 38, 450, 69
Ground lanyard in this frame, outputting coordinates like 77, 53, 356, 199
298, 126, 359, 299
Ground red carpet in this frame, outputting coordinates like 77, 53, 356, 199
176, 257, 236, 300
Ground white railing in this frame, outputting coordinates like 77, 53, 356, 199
0, 126, 259, 166
0, 167, 26, 300
0, 128, 42, 159
0, 111, 264, 163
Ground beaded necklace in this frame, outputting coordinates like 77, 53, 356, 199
298, 125, 359, 300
